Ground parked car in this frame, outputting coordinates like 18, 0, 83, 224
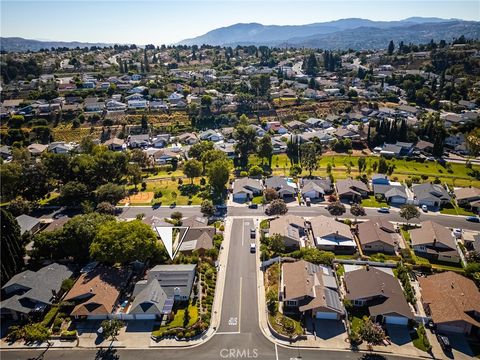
436, 333, 451, 351
250, 228, 256, 239
248, 203, 258, 209
378, 207, 390, 213
305, 197, 311, 207
421, 205, 428, 212
466, 216, 480, 223
452, 228, 463, 238
250, 243, 256, 253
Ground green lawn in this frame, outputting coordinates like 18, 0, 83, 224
252, 195, 263, 204
152, 302, 199, 336
145, 179, 204, 206
361, 195, 388, 208
411, 325, 431, 353
350, 316, 364, 334
440, 202, 475, 216
268, 313, 303, 337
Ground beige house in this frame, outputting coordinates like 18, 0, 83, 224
268, 215, 306, 249
309, 215, 356, 254
419, 271, 480, 335
356, 218, 399, 255
409, 221, 460, 263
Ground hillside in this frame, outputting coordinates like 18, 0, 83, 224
0, 37, 112, 52
178, 17, 479, 49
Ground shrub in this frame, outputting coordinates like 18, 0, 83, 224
239, 171, 248, 177
41, 306, 59, 327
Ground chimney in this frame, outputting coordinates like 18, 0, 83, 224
433, 238, 437, 247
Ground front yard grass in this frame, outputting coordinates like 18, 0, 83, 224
251, 195, 263, 204
144, 179, 204, 206
151, 302, 199, 336
440, 201, 475, 216
268, 313, 303, 337
411, 325, 431, 353
361, 195, 388, 208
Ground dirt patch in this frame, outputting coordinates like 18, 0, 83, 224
120, 191, 154, 204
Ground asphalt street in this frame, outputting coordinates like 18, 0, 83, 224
112, 205, 480, 231
1, 217, 422, 360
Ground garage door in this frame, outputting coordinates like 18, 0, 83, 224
384, 316, 408, 325
233, 193, 247, 201
315, 312, 338, 320
135, 314, 156, 320
438, 324, 464, 334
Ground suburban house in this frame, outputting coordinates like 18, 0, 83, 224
300, 178, 332, 201
27, 143, 48, 156
344, 267, 414, 325
199, 129, 223, 142
309, 215, 356, 253
414, 140, 434, 155
128, 265, 196, 320
177, 132, 199, 145
335, 179, 369, 203
178, 227, 215, 255
373, 184, 408, 205
268, 215, 307, 249
280, 260, 344, 320
409, 221, 460, 264
64, 266, 131, 320
419, 271, 480, 335
412, 183, 451, 208
232, 178, 263, 202
371, 174, 390, 185
264, 176, 296, 199
380, 141, 414, 157
356, 218, 399, 255
1, 263, 73, 320
454, 187, 480, 211
128, 134, 150, 148
15, 214, 42, 235
104, 137, 125, 151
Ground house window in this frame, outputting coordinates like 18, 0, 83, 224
286, 300, 298, 306
354, 299, 364, 306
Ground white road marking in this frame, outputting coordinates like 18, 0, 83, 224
242, 219, 245, 246
228, 317, 238, 326
215, 331, 241, 335
275, 344, 279, 360
238, 276, 243, 333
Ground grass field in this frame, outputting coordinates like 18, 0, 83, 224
361, 195, 388, 208
119, 191, 154, 205
142, 178, 204, 206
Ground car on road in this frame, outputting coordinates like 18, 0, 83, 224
250, 228, 256, 239
421, 205, 428, 212
452, 228, 463, 238
436, 333, 451, 351
250, 243, 256, 253
466, 216, 480, 223
248, 203, 258, 209
377, 207, 390, 213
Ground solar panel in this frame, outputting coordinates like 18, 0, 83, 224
162, 298, 174, 314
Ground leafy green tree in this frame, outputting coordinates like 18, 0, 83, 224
61, 213, 114, 261
357, 157, 366, 173
350, 204, 366, 221
60, 181, 89, 205
265, 199, 288, 215
201, 200, 216, 217
0, 162, 22, 201
100, 319, 124, 341
377, 157, 388, 174
466, 128, 480, 156
6, 196, 33, 217
20, 163, 50, 201
96, 183, 127, 205
360, 318, 386, 345
183, 159, 202, 184
268, 233, 286, 254
248, 165, 263, 177
300, 143, 318, 176
1, 209, 25, 285
90, 220, 159, 264
399, 204, 420, 225
304, 53, 319, 76
33, 229, 63, 260
207, 159, 230, 194
130, 149, 149, 168
387, 40, 395, 55
23, 323, 50, 343
257, 134, 273, 165
234, 124, 257, 168
96, 201, 116, 215
127, 164, 142, 190
188, 141, 214, 161
327, 201, 346, 218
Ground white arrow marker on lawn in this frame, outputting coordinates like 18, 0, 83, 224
154, 226, 189, 260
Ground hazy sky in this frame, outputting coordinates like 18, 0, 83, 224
1, 0, 479, 45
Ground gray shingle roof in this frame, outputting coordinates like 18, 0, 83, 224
129, 279, 168, 315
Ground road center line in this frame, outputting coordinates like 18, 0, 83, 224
241, 219, 245, 246
238, 276, 243, 333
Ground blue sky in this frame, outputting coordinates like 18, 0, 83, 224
1, 0, 479, 45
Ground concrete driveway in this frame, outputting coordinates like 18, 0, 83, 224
386, 324, 412, 346
117, 320, 155, 348
305, 318, 347, 348
443, 333, 474, 360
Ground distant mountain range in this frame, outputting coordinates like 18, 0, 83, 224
0, 37, 113, 52
178, 17, 480, 49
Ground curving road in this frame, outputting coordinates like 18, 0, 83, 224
2, 218, 425, 360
